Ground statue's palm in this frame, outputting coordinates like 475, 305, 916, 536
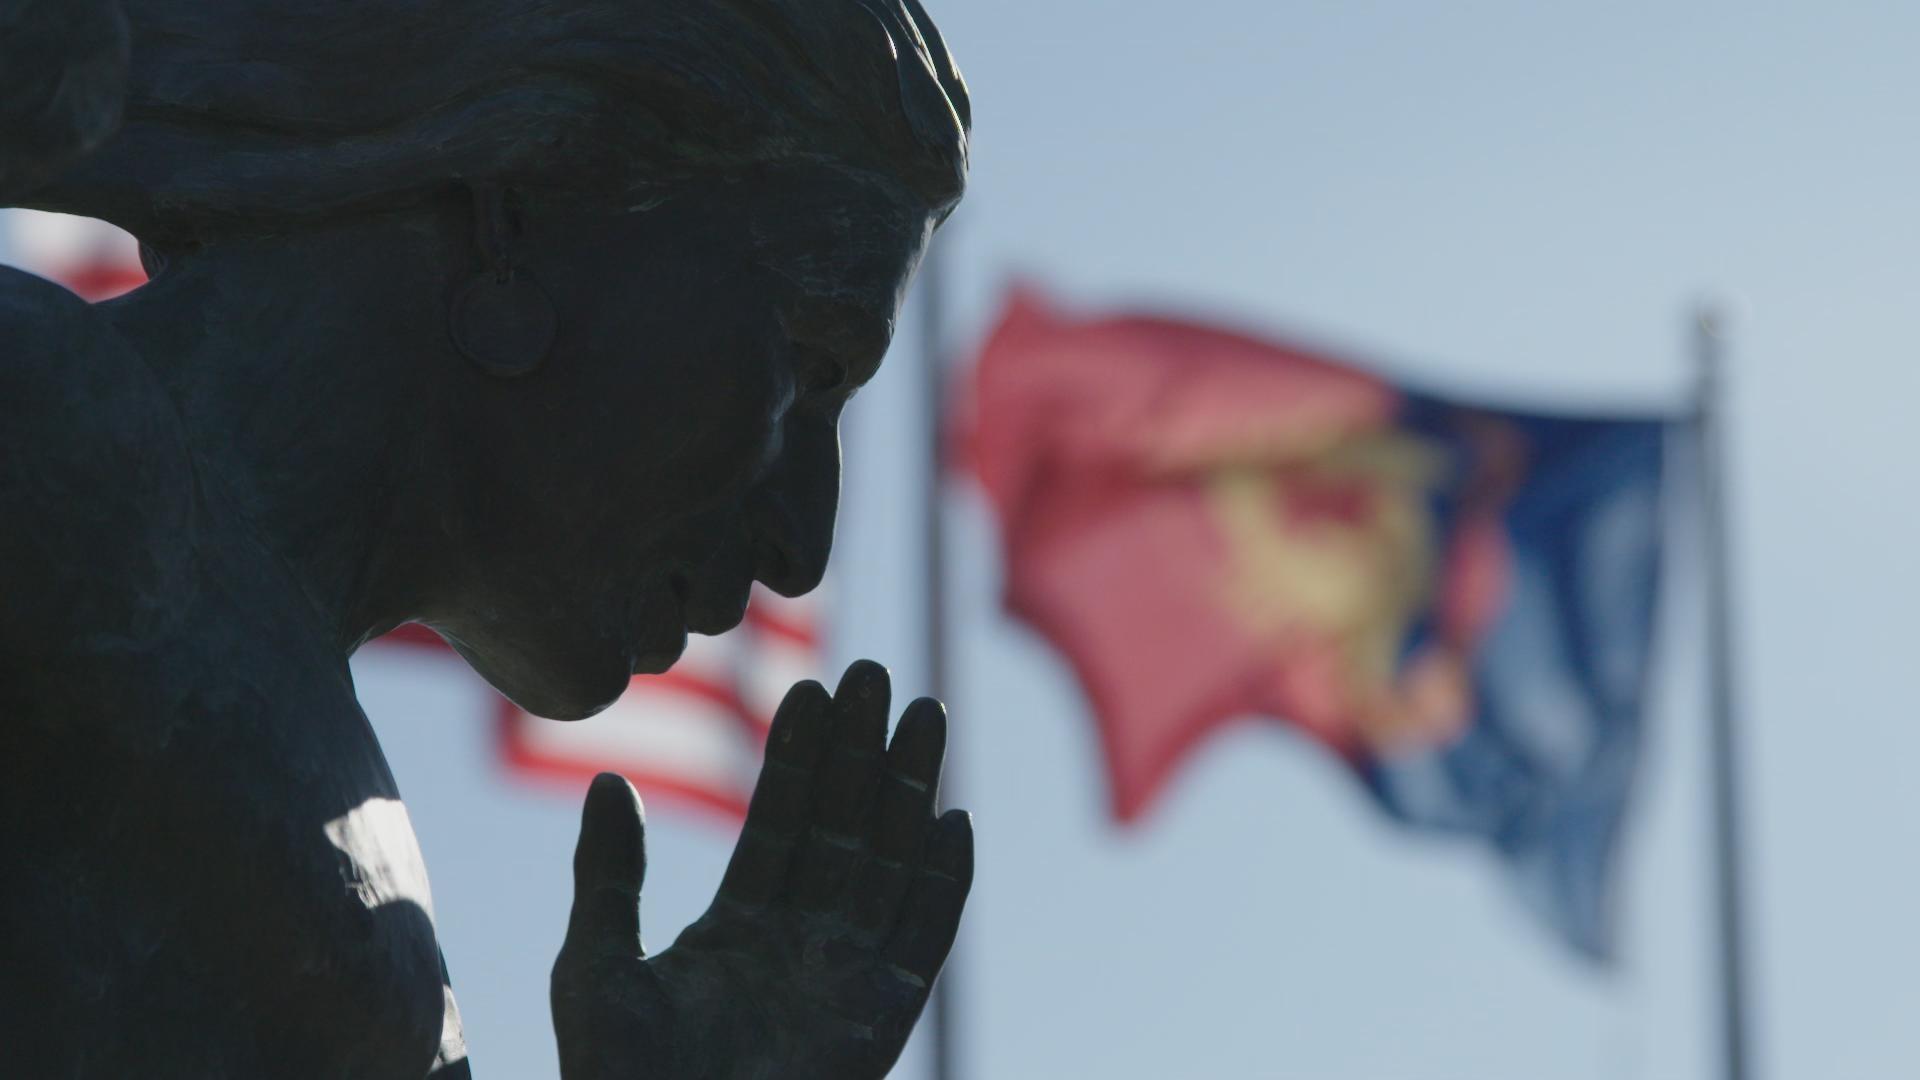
552, 662, 973, 1079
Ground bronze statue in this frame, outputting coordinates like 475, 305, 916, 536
0, 1, 972, 1075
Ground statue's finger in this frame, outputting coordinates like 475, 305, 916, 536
716, 680, 830, 907
560, 773, 647, 962
873, 697, 945, 857
882, 809, 974, 990
790, 660, 889, 910
847, 698, 947, 936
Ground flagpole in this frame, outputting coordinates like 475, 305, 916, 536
919, 241, 961, 1080
1695, 303, 1755, 1080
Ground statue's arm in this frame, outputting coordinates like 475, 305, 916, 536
0, 0, 129, 200
426, 949, 474, 1079
0, 269, 193, 708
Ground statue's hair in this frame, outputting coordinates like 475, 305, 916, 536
29, 0, 969, 244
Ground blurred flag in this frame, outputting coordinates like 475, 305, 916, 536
1, 209, 145, 299
967, 289, 1673, 960
384, 586, 824, 820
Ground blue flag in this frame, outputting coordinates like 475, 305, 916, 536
1363, 409, 1671, 961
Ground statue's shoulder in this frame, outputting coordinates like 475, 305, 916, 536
0, 267, 196, 689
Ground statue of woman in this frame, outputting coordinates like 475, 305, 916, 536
0, 1, 972, 1075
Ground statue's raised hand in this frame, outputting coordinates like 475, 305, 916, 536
552, 661, 974, 1079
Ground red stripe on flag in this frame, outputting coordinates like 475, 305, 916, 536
57, 263, 147, 302
380, 623, 448, 650
745, 605, 818, 648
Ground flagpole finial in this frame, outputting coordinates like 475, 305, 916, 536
1694, 293, 1749, 341
1692, 293, 1747, 414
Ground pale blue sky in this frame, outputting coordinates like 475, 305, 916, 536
15, 2, 1920, 1077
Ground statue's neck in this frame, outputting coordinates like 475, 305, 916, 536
102, 213, 462, 654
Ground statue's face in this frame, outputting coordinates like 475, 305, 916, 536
431, 170, 935, 719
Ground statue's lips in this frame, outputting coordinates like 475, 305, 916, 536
625, 568, 747, 677
621, 576, 690, 677
630, 630, 686, 677
676, 562, 754, 638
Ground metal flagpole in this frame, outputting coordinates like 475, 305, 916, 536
1695, 303, 1755, 1080
918, 243, 961, 1080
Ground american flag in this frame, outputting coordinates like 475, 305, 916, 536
1, 208, 823, 820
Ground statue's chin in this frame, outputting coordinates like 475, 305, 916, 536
448, 633, 653, 723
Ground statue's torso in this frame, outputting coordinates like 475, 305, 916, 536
0, 272, 447, 1078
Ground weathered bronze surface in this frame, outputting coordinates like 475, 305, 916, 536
0, 1, 971, 1075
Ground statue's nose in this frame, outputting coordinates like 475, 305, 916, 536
749, 415, 839, 598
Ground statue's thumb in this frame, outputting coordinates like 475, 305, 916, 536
562, 773, 648, 962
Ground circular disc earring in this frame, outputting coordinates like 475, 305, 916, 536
450, 185, 557, 378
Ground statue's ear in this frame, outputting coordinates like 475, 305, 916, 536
449, 185, 555, 378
